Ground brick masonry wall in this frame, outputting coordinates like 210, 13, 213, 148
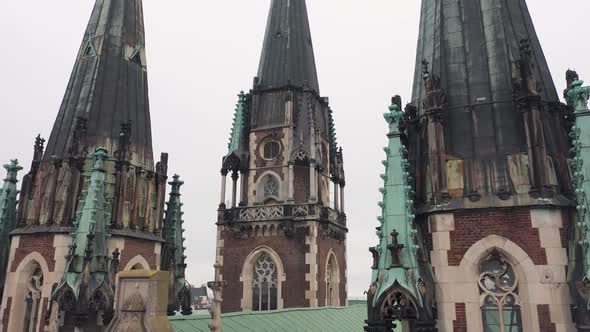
538, 304, 556, 332
317, 237, 347, 307
220, 229, 307, 313
119, 238, 157, 270
453, 303, 467, 332
448, 209, 547, 266
1, 298, 11, 332
10, 234, 55, 272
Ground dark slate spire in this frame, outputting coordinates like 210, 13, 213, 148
406, 0, 572, 208
411, 0, 560, 158
45, 0, 153, 169
256, 0, 320, 93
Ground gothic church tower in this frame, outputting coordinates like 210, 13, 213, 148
0, 0, 190, 330
216, 0, 348, 313
367, 0, 579, 331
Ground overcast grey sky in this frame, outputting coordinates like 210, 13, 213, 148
1, 1, 589, 298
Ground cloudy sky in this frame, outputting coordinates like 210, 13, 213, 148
1, 1, 589, 298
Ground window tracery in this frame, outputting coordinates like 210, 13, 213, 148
23, 267, 43, 332
263, 176, 279, 199
479, 254, 523, 332
263, 141, 281, 160
252, 255, 278, 311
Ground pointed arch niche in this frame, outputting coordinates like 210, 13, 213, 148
255, 171, 282, 204
240, 246, 286, 311
325, 251, 340, 307
8, 252, 50, 332
458, 235, 536, 331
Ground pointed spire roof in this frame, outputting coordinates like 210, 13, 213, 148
52, 147, 115, 319
44, 0, 154, 169
411, 0, 559, 158
161, 175, 192, 315
366, 98, 435, 324
256, 0, 320, 93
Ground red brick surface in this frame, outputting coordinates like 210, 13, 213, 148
220, 229, 307, 313
119, 238, 157, 270
11, 234, 55, 272
537, 304, 556, 332
317, 237, 347, 307
453, 303, 467, 332
448, 209, 548, 266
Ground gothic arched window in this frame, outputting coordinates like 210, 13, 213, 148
325, 254, 339, 306
479, 254, 523, 332
252, 255, 278, 311
23, 267, 43, 332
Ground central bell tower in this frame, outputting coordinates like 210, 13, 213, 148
215, 0, 348, 313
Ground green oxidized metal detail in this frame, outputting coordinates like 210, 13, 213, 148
0, 160, 23, 291
566, 79, 590, 113
370, 100, 421, 308
52, 147, 114, 309
567, 75, 590, 310
0, 160, 23, 235
228, 91, 248, 153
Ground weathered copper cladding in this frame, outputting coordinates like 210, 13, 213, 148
408, 0, 573, 212
14, 0, 167, 235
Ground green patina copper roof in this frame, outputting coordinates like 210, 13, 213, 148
170, 304, 370, 332
566, 72, 590, 309
227, 91, 248, 153
0, 160, 23, 293
370, 101, 422, 306
52, 147, 114, 310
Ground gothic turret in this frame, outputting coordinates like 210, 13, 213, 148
161, 175, 192, 316
0, 1, 177, 331
0, 160, 22, 298
408, 0, 571, 209
216, 0, 348, 313
365, 98, 436, 331
51, 148, 119, 328
370, 1, 577, 330
15, 0, 168, 232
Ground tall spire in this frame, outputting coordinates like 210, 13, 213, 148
161, 175, 191, 316
16, 0, 168, 230
256, 0, 320, 93
51, 147, 119, 328
0, 160, 22, 298
44, 0, 153, 169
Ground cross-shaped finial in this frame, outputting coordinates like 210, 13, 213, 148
388, 229, 405, 268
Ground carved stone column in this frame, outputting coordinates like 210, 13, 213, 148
309, 160, 317, 203
422, 61, 449, 203
333, 179, 340, 211
231, 171, 239, 208
515, 40, 552, 198
219, 169, 228, 208
288, 162, 295, 203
